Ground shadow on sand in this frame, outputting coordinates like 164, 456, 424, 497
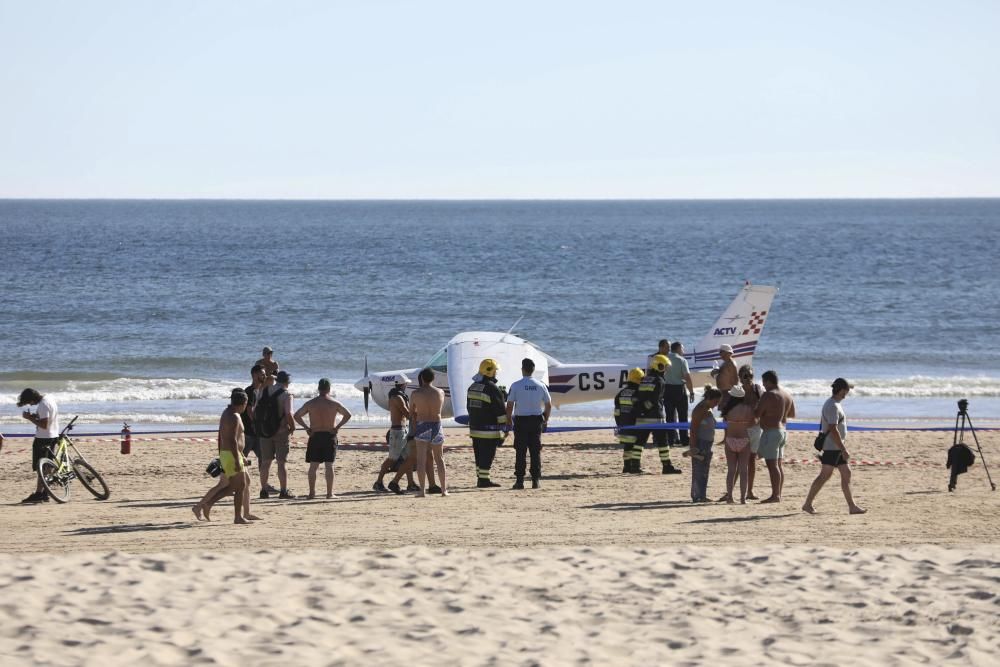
682, 513, 799, 525
64, 521, 194, 536
582, 500, 696, 511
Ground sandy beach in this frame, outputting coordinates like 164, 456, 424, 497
2, 426, 998, 664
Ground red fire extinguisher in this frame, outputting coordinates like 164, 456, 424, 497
121, 422, 132, 455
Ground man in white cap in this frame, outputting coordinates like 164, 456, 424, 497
373, 373, 414, 492
715, 344, 738, 411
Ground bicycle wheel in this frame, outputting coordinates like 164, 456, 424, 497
38, 458, 70, 503
72, 458, 110, 500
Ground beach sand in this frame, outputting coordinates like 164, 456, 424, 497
2, 427, 998, 664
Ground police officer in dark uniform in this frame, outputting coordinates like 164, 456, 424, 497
467, 358, 508, 488
633, 354, 682, 475
614, 367, 645, 474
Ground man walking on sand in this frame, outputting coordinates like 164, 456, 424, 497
411, 368, 447, 497
803, 378, 866, 515
193, 390, 261, 523
754, 370, 795, 503
294, 378, 352, 499
195, 389, 253, 524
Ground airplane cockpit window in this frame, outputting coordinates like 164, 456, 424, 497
426, 347, 448, 372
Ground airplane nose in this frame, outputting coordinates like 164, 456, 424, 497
353, 377, 368, 392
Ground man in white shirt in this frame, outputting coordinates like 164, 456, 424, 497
17, 388, 60, 503
505, 358, 552, 490
802, 378, 866, 515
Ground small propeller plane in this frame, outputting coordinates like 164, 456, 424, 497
354, 283, 778, 422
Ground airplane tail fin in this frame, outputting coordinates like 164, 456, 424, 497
688, 283, 778, 371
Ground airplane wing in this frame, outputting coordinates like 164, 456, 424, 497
445, 332, 549, 424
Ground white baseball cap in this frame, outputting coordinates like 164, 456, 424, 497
719, 344, 734, 354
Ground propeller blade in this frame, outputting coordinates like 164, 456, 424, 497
363, 355, 370, 414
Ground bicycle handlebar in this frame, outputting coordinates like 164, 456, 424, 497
60, 415, 79, 436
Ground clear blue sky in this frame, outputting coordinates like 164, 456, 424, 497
1, 0, 997, 198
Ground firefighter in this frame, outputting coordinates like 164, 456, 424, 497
614, 367, 645, 473
633, 354, 683, 475
467, 358, 508, 487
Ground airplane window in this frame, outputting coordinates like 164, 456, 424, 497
425, 347, 448, 372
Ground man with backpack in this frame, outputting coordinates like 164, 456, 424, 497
256, 370, 296, 499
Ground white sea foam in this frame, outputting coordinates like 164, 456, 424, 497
0, 378, 362, 405
4, 375, 999, 406
781, 376, 1000, 397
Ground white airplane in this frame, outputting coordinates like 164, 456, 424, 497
354, 283, 778, 422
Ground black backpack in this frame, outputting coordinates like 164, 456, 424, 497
256, 387, 286, 438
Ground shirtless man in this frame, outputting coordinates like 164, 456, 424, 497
294, 378, 352, 499
194, 389, 253, 524
714, 344, 739, 411
387, 424, 439, 494
410, 368, 447, 497
374, 374, 419, 493
255, 346, 279, 376
755, 370, 796, 503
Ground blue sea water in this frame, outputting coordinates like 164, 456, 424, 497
1, 199, 999, 430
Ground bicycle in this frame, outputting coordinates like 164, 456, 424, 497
37, 416, 111, 503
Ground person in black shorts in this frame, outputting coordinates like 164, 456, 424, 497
293, 378, 352, 499
803, 378, 866, 515
18, 388, 60, 504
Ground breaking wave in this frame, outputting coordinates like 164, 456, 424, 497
781, 376, 1000, 398
0, 377, 361, 404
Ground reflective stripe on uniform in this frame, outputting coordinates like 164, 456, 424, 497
468, 391, 491, 403
497, 415, 508, 424
470, 430, 503, 439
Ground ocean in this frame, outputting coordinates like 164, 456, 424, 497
2, 199, 999, 433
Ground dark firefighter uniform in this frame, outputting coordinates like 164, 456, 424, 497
633, 354, 682, 475
614, 367, 644, 473
467, 358, 508, 488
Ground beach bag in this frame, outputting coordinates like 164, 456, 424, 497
256, 387, 286, 438
813, 430, 827, 451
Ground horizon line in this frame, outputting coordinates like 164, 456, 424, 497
2, 196, 1000, 203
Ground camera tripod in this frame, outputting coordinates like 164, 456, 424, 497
953, 399, 996, 491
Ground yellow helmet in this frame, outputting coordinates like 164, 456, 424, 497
651, 354, 671, 373
627, 367, 645, 384
478, 358, 500, 378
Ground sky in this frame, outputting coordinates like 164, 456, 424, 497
0, 0, 998, 199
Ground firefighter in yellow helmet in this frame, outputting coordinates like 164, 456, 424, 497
466, 358, 508, 487
633, 354, 682, 475
614, 367, 645, 473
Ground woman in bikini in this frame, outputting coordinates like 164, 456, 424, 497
721, 384, 754, 504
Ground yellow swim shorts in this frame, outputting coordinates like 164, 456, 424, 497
219, 450, 244, 479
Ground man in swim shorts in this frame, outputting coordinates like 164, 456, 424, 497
410, 368, 447, 497
803, 378, 866, 515
195, 389, 252, 524
755, 370, 796, 503
374, 373, 415, 493
294, 378, 352, 499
